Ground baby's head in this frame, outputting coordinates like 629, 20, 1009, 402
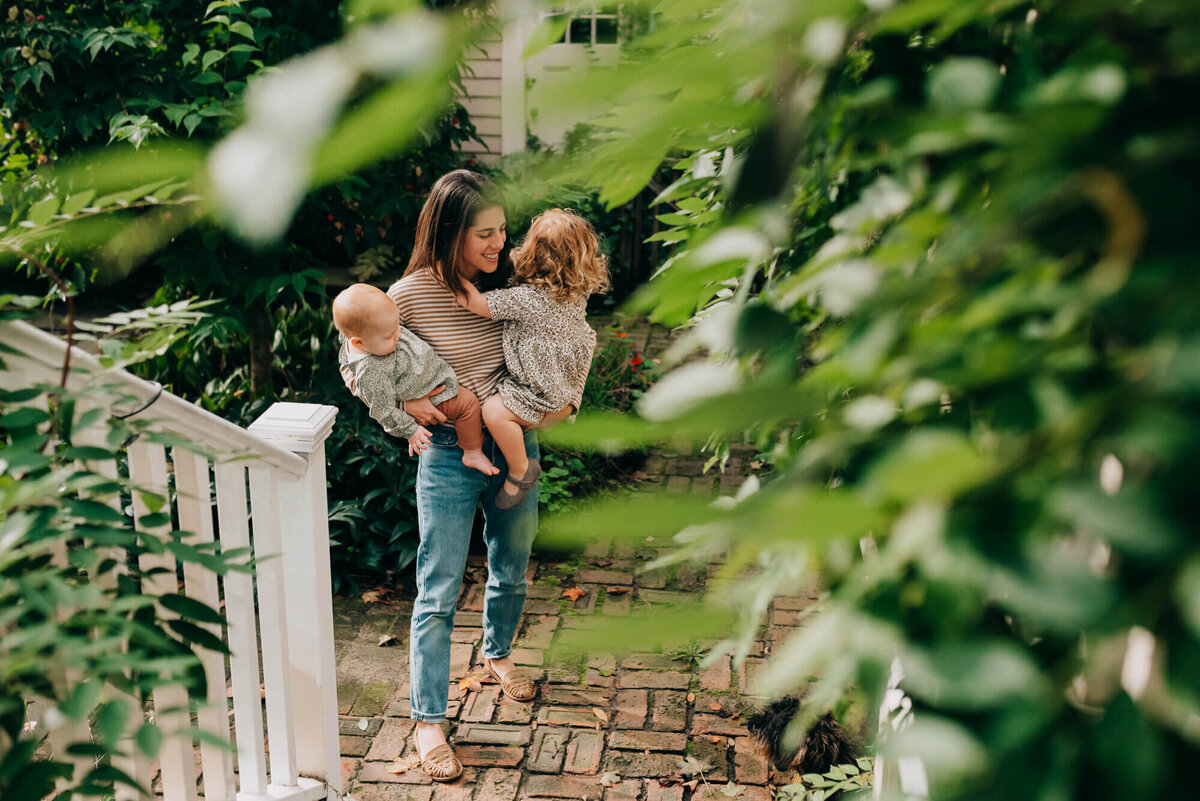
512, 208, 610, 304
332, 283, 401, 355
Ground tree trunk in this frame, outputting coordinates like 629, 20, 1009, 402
248, 297, 273, 396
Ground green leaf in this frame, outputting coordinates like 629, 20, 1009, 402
61, 679, 102, 722
0, 406, 49, 428
523, 14, 569, 59
159, 593, 226, 626
865, 429, 990, 502
927, 57, 1002, 110
228, 21, 256, 42
61, 189, 96, 216
135, 723, 162, 758
167, 618, 228, 653
201, 50, 225, 70
27, 195, 61, 226
181, 43, 200, 65
94, 699, 130, 745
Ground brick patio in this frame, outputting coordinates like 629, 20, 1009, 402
335, 544, 819, 801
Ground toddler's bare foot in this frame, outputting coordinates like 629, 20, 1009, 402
462, 449, 499, 475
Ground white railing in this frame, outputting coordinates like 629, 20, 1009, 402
0, 320, 341, 801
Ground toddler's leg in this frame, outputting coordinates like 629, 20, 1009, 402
483, 395, 540, 508
436, 388, 497, 475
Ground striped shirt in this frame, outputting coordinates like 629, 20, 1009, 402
388, 269, 507, 401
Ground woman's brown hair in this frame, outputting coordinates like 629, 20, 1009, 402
512, 208, 610, 305
403, 169, 511, 295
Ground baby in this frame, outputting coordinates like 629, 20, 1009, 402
333, 283, 497, 475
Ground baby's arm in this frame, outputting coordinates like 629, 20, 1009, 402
457, 279, 493, 319
358, 374, 420, 441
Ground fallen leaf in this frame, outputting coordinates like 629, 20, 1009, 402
709, 702, 723, 711
711, 736, 724, 746
678, 755, 712, 777
682, 779, 699, 790
357, 718, 369, 731
562, 586, 586, 602
605, 585, 630, 595
687, 692, 696, 703
361, 586, 395, 605
591, 559, 613, 568
592, 707, 610, 724
457, 673, 488, 693
721, 781, 748, 797
378, 634, 398, 647
600, 771, 622, 787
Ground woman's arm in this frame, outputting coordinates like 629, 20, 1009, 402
457, 279, 492, 319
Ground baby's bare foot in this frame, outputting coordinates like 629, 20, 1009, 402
462, 449, 499, 475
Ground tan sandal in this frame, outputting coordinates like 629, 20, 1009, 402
484, 658, 538, 702
414, 738, 462, 782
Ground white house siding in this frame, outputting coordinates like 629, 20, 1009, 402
458, 35, 504, 164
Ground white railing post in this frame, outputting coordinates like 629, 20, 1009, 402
247, 402, 340, 797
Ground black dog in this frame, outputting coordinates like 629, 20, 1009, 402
746, 696, 856, 774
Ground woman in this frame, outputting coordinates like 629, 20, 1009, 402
386, 170, 582, 781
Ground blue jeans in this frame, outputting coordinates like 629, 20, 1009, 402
409, 424, 539, 722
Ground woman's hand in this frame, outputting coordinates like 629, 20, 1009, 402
404, 386, 448, 426
531, 405, 574, 430
408, 426, 433, 457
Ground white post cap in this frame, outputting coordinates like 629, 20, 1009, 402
247, 402, 338, 455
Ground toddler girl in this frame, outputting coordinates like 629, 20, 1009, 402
457, 208, 609, 508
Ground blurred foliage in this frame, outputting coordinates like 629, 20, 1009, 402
530, 0, 1200, 797
0, 302, 243, 799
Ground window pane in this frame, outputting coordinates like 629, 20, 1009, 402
569, 17, 592, 45
595, 16, 618, 44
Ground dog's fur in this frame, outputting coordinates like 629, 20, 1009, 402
746, 696, 856, 774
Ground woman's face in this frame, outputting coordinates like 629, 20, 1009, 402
459, 205, 506, 279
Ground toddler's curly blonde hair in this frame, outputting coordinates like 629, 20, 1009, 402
512, 208, 610, 304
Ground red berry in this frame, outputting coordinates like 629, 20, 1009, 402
326, 214, 334, 221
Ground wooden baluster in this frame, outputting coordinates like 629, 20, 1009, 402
213, 461, 269, 797
73, 401, 153, 800
127, 440, 199, 801
249, 403, 341, 795
247, 465, 299, 789
173, 448, 236, 801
